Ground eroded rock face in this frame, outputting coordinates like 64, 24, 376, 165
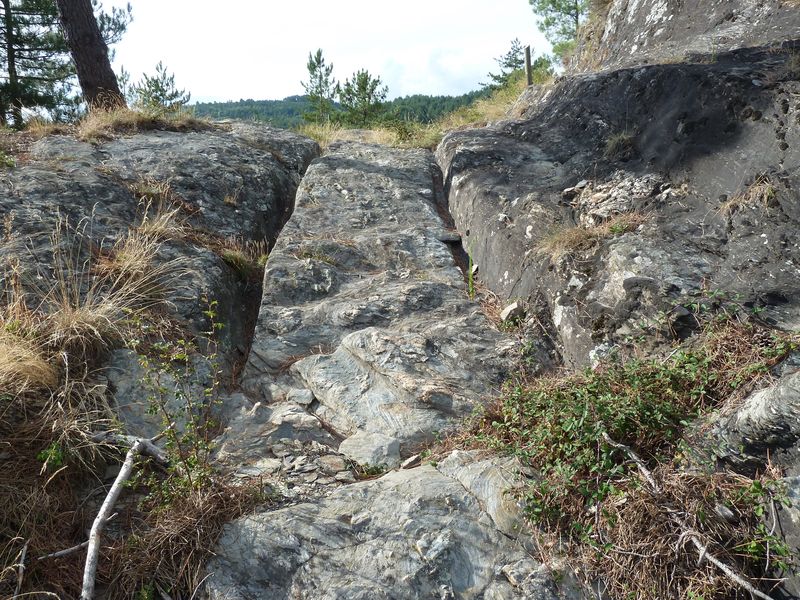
229, 142, 513, 457
0, 124, 318, 435
208, 143, 569, 599
579, 0, 800, 71
207, 461, 572, 600
438, 46, 800, 368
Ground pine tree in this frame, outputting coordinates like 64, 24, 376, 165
301, 49, 336, 123
54, 0, 125, 110
0, 0, 129, 126
484, 38, 525, 90
130, 61, 190, 113
529, 0, 589, 62
337, 69, 387, 127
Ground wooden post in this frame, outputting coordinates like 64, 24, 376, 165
524, 46, 533, 86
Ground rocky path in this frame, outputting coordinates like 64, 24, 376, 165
206, 142, 570, 599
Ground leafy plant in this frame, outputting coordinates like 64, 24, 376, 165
0, 150, 14, 168
467, 317, 798, 598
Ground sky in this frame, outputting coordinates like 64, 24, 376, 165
104, 0, 550, 103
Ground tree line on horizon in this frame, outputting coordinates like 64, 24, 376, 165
0, 0, 587, 129
192, 89, 491, 130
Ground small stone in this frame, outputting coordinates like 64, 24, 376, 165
335, 471, 356, 483
500, 301, 524, 323
252, 458, 282, 474
561, 187, 579, 200
317, 454, 348, 474
270, 444, 290, 458
287, 388, 315, 406
303, 472, 319, 483
339, 431, 401, 469
401, 454, 421, 469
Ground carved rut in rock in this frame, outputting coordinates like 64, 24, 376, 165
207, 142, 573, 599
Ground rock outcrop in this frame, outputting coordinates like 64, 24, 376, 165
207, 459, 570, 600
0, 123, 319, 437
219, 142, 513, 464
438, 44, 800, 368
578, 0, 800, 72
207, 142, 570, 598
7, 1, 800, 597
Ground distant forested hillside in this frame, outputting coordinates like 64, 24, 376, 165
192, 89, 489, 129
192, 96, 312, 128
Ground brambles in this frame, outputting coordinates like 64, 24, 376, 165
466, 317, 798, 598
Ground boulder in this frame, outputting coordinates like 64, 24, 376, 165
206, 462, 577, 600
338, 431, 401, 469
240, 142, 514, 454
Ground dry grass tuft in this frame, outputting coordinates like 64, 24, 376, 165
217, 237, 269, 280
24, 117, 71, 139
77, 107, 212, 142
604, 130, 636, 159
537, 212, 646, 262
103, 477, 270, 598
295, 121, 346, 151
720, 175, 779, 216
0, 330, 59, 394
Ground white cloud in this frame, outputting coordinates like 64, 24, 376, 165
104, 0, 550, 102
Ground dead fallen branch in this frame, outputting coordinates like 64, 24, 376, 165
13, 540, 28, 600
80, 424, 173, 600
605, 432, 776, 600
91, 430, 170, 465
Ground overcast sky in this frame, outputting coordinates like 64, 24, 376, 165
104, 0, 549, 103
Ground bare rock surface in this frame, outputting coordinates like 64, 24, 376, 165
228, 141, 513, 459
206, 462, 573, 600
580, 0, 800, 72
208, 143, 566, 599
0, 124, 318, 434
438, 45, 800, 368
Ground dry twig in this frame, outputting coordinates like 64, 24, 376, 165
13, 540, 28, 600
604, 432, 777, 600
80, 424, 173, 600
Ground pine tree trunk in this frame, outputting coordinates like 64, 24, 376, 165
54, 0, 125, 110
1, 0, 22, 127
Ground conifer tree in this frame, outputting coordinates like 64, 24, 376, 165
337, 69, 387, 127
54, 0, 125, 110
130, 61, 190, 113
0, 0, 129, 125
529, 0, 589, 62
301, 49, 336, 123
